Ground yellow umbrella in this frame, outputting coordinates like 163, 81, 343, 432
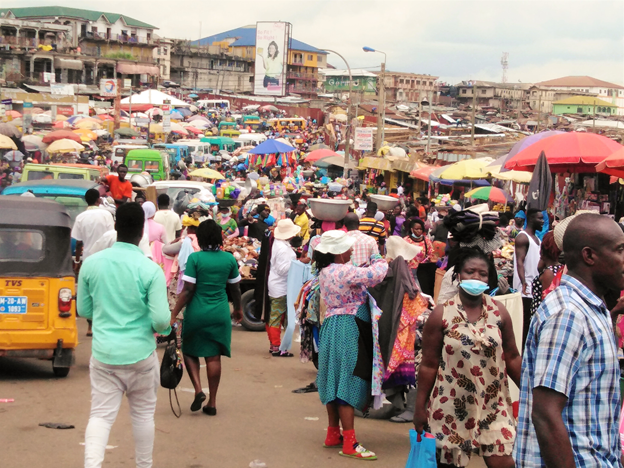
189, 168, 225, 179
47, 138, 85, 153
74, 120, 102, 130
149, 123, 164, 133
0, 134, 18, 150
55, 115, 68, 121
435, 157, 494, 180
487, 165, 532, 183
73, 128, 98, 141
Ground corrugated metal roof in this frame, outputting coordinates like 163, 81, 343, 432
0, 6, 156, 29
192, 26, 326, 54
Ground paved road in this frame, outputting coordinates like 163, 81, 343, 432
1, 319, 419, 468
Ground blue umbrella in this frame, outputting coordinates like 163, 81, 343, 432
170, 110, 184, 119
176, 108, 192, 117
247, 139, 296, 155
188, 94, 199, 98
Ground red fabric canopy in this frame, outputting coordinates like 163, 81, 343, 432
596, 147, 624, 179
42, 130, 82, 144
504, 132, 623, 173
305, 148, 340, 162
410, 164, 438, 181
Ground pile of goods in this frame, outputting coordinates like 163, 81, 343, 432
431, 194, 455, 207
223, 236, 261, 279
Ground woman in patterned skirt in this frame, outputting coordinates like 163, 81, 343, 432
413, 248, 521, 467
314, 230, 388, 461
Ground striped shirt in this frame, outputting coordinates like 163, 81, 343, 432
359, 217, 387, 243
514, 275, 621, 468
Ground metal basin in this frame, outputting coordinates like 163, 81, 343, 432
308, 199, 352, 221
369, 194, 399, 211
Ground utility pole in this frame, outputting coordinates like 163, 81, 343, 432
536, 90, 542, 132
593, 99, 596, 131
376, 62, 386, 152
426, 91, 432, 156
470, 85, 477, 145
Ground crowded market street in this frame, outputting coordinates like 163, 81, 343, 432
1, 320, 421, 468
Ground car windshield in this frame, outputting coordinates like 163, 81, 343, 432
0, 229, 45, 262
38, 195, 87, 226
27, 171, 54, 181
58, 173, 85, 180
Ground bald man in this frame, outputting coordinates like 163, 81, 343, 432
514, 214, 624, 468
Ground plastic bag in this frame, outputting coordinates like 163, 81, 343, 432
405, 429, 436, 468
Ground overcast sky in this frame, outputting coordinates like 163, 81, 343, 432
13, 0, 624, 85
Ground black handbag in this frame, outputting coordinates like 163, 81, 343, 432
160, 339, 183, 418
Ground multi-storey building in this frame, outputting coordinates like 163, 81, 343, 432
377, 71, 439, 103
455, 80, 531, 109
0, 6, 159, 88
193, 25, 327, 97
536, 76, 624, 116
169, 40, 254, 93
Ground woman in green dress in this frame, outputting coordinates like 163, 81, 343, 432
171, 220, 243, 415
216, 205, 239, 238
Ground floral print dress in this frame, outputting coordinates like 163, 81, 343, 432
429, 294, 515, 467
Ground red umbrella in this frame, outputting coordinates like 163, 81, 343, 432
305, 148, 340, 162
53, 120, 70, 129
504, 132, 623, 173
185, 126, 203, 135
410, 164, 438, 181
97, 114, 115, 121
42, 130, 82, 144
596, 148, 624, 178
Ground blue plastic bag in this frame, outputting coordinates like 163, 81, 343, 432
405, 430, 437, 468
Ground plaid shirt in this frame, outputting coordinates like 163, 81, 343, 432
346, 230, 379, 267
514, 275, 621, 468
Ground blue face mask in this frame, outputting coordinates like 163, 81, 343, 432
459, 279, 490, 296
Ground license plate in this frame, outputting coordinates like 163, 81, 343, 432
0, 296, 28, 314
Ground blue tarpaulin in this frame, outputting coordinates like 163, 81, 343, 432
247, 139, 296, 155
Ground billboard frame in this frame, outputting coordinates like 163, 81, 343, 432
254, 21, 292, 97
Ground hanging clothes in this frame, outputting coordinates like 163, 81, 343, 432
280, 260, 313, 353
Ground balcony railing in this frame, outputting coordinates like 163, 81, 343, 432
0, 36, 40, 47
81, 32, 152, 44
287, 84, 317, 95
287, 71, 316, 81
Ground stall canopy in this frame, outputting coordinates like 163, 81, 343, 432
248, 139, 296, 155
54, 58, 84, 70
120, 89, 191, 107
410, 164, 438, 181
358, 157, 394, 171
116, 63, 159, 76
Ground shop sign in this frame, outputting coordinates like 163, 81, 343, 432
354, 127, 374, 151
100, 78, 117, 97
57, 106, 74, 116
162, 100, 171, 133
1, 99, 12, 105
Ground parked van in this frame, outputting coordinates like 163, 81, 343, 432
22, 164, 108, 182
197, 99, 230, 111
113, 144, 149, 165
220, 129, 241, 139
151, 144, 189, 168
200, 136, 237, 154
176, 140, 211, 163
234, 133, 267, 147
267, 117, 307, 132
125, 149, 169, 181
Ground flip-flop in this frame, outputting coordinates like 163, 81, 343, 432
190, 392, 206, 412
202, 406, 217, 416
272, 351, 294, 357
292, 383, 318, 394
323, 436, 343, 448
339, 443, 377, 461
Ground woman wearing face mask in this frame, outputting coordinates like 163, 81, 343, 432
403, 217, 436, 295
413, 248, 521, 468
216, 205, 239, 239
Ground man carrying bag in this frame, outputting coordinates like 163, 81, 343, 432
78, 203, 172, 468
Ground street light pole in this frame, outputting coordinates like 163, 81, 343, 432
321, 49, 352, 177
363, 47, 386, 152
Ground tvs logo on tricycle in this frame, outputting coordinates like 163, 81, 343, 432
5, 280, 22, 287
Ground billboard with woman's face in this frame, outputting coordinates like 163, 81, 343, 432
254, 22, 289, 96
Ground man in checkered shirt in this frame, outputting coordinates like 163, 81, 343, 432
344, 213, 378, 267
514, 214, 624, 468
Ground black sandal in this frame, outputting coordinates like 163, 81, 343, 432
272, 351, 294, 357
202, 406, 217, 416
190, 392, 206, 412
292, 382, 318, 394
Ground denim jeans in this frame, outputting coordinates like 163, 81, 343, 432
84, 351, 159, 468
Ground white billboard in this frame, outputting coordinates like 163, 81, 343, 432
254, 22, 289, 96
354, 127, 374, 151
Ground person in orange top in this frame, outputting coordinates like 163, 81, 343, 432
100, 164, 133, 205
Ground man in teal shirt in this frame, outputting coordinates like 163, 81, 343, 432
79, 203, 171, 468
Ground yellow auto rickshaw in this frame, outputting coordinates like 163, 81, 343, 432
0, 197, 77, 377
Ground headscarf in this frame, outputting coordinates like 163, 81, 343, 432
514, 210, 526, 220
142, 201, 156, 241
